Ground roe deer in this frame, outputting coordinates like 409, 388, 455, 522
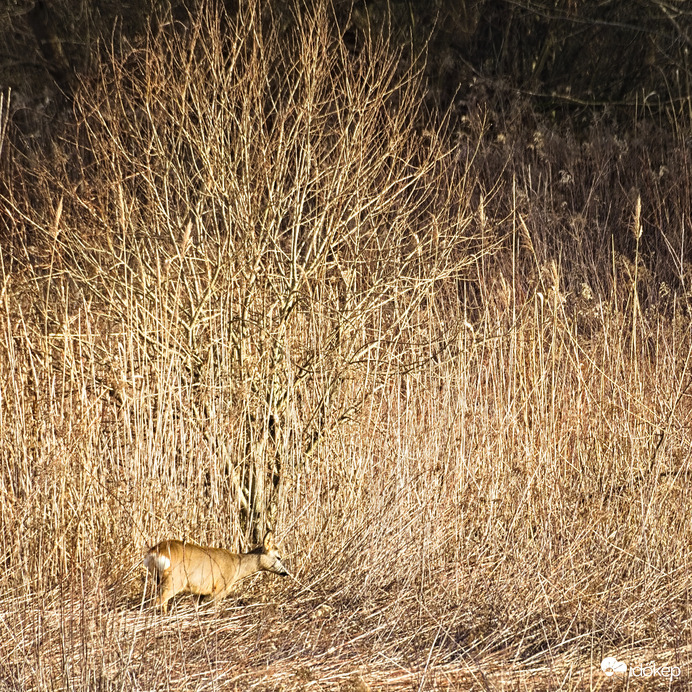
144, 531, 288, 611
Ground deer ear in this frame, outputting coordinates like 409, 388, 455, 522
263, 531, 274, 550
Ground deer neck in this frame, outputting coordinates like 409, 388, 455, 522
236, 552, 262, 581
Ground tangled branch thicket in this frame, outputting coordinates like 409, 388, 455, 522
1, 2, 691, 689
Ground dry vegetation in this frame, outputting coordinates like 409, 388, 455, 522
1, 2, 692, 690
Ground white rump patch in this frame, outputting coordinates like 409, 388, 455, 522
144, 552, 171, 574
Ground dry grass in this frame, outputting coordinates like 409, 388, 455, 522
1, 2, 692, 690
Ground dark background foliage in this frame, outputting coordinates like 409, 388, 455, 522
3, 1, 691, 132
